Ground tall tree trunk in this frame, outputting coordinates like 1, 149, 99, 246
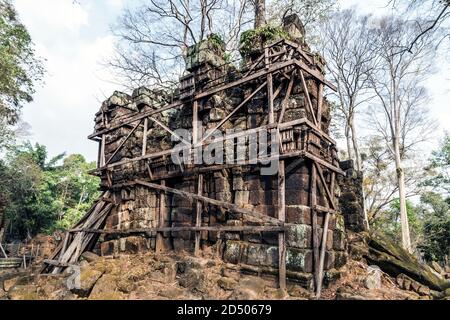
349, 114, 362, 171
345, 122, 353, 161
254, 0, 266, 28
393, 135, 412, 252
349, 114, 370, 230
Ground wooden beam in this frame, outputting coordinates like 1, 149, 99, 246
304, 152, 345, 175
142, 118, 148, 156
314, 161, 337, 210
316, 211, 330, 298
100, 135, 106, 166
294, 60, 337, 91
310, 162, 320, 290
278, 70, 296, 124
194, 174, 203, 256
105, 120, 142, 166
268, 74, 274, 124
70, 225, 286, 234
155, 180, 166, 253
149, 116, 191, 147
317, 83, 323, 127
278, 160, 286, 291
299, 70, 318, 127
135, 179, 281, 225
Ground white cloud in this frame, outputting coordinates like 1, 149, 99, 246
15, 0, 89, 34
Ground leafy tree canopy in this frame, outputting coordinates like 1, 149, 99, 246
0, 0, 44, 124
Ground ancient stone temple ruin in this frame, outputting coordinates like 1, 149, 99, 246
43, 15, 366, 295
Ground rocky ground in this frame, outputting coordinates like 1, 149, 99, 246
1, 232, 449, 300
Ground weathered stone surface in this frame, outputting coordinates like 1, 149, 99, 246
364, 265, 382, 290
217, 277, 237, 291
72, 266, 104, 297
366, 233, 450, 291
8, 284, 40, 300
179, 269, 207, 293
81, 251, 100, 263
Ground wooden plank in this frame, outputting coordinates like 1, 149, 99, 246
316, 211, 330, 298
155, 180, 166, 253
100, 135, 106, 166
267, 73, 274, 124
278, 160, 286, 291
194, 174, 203, 256
142, 118, 148, 156
314, 205, 336, 214
294, 60, 337, 91
150, 116, 191, 147
278, 70, 296, 124
310, 162, 319, 290
299, 70, 318, 127
314, 162, 337, 210
304, 152, 345, 175
105, 120, 142, 166
70, 225, 286, 234
317, 83, 324, 127
43, 259, 79, 268
0, 242, 8, 258
135, 179, 282, 225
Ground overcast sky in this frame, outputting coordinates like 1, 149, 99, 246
13, 0, 450, 162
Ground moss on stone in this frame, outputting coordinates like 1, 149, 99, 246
239, 25, 290, 57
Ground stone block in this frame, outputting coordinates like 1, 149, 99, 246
286, 248, 313, 273
285, 224, 311, 249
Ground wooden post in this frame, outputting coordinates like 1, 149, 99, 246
100, 135, 106, 167
316, 211, 330, 298
317, 83, 323, 129
192, 100, 199, 146
278, 160, 286, 291
299, 70, 318, 127
266, 47, 275, 124
156, 180, 167, 253
194, 174, 203, 256
0, 242, 7, 258
310, 161, 319, 291
142, 118, 148, 156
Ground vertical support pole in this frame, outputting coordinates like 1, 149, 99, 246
278, 160, 286, 291
0, 242, 7, 258
316, 211, 330, 298
265, 48, 275, 124
317, 83, 323, 130
142, 118, 148, 156
310, 161, 319, 291
100, 135, 106, 167
194, 174, 203, 256
192, 100, 199, 146
156, 180, 167, 253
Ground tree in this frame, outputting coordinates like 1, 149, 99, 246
268, 0, 337, 28
423, 134, 450, 194
417, 192, 450, 263
321, 8, 377, 172
0, 0, 44, 125
109, 0, 253, 89
362, 136, 426, 223
253, 0, 266, 28
369, 16, 437, 252
0, 142, 100, 240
